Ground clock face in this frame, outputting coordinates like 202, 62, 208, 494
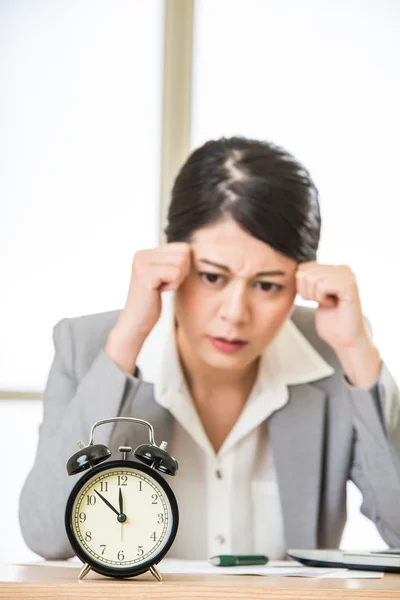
65, 460, 178, 576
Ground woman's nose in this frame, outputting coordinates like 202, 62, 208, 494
218, 285, 250, 325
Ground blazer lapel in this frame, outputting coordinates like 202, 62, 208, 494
269, 382, 327, 549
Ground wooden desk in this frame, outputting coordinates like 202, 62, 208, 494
2, 564, 400, 600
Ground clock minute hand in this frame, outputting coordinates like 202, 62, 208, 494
119, 488, 124, 515
119, 488, 124, 543
94, 489, 120, 517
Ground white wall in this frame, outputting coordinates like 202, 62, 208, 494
191, 0, 400, 549
1, 400, 42, 562
0, 0, 164, 562
0, 0, 164, 392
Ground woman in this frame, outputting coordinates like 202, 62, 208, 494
19, 137, 400, 560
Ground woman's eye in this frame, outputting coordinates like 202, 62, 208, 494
199, 272, 224, 284
257, 281, 283, 293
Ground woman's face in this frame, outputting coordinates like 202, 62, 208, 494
174, 218, 298, 372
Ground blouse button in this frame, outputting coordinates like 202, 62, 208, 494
215, 535, 226, 545
215, 469, 223, 479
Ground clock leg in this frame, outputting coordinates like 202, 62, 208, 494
78, 563, 91, 580
149, 565, 163, 582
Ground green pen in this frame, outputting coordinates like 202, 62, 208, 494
209, 554, 269, 567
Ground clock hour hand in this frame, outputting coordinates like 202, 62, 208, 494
94, 489, 120, 517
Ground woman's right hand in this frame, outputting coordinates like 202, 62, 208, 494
105, 243, 191, 373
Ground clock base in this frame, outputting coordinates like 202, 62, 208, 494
77, 562, 163, 582
78, 563, 91, 580
150, 564, 163, 582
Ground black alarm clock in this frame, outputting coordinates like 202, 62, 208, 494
65, 417, 179, 581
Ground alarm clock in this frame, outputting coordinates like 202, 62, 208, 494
65, 416, 179, 581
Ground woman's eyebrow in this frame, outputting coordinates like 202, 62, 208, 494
198, 258, 287, 277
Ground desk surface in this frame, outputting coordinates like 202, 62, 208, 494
2, 564, 400, 599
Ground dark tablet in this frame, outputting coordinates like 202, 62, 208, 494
287, 549, 400, 573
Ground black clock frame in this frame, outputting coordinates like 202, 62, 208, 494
65, 459, 179, 579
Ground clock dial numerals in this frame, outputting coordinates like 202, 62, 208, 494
72, 468, 172, 568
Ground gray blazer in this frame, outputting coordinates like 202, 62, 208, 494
19, 305, 400, 559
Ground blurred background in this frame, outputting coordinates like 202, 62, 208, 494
1, 0, 399, 562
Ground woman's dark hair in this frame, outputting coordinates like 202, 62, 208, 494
165, 136, 321, 262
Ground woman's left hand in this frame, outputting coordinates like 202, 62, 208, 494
295, 261, 369, 352
295, 261, 382, 388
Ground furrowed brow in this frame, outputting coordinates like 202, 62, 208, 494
198, 259, 286, 277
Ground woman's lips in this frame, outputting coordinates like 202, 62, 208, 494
209, 336, 248, 353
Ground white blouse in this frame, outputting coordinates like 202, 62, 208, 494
139, 297, 335, 560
